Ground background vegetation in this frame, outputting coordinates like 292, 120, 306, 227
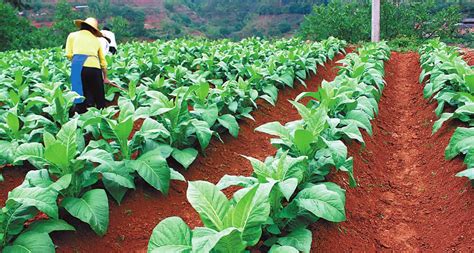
0, 0, 473, 52
299, 0, 472, 49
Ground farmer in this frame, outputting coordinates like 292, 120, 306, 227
65, 17, 110, 114
100, 26, 118, 55
99, 35, 112, 56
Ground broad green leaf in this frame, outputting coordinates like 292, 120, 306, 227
6, 112, 20, 134
170, 168, 186, 182
9, 187, 58, 219
2, 201, 37, 236
133, 149, 171, 194
277, 73, 294, 87
0, 140, 16, 164
114, 116, 134, 142
445, 127, 474, 160
218, 114, 239, 137
14, 143, 45, 164
213, 228, 246, 253
42, 132, 56, 148
55, 119, 78, 162
216, 175, 258, 190
278, 178, 298, 201
23, 169, 52, 188
226, 184, 271, 246
269, 245, 299, 253
142, 141, 174, 158
243, 155, 271, 179
276, 228, 312, 253
44, 142, 69, 169
343, 110, 373, 135
338, 123, 364, 143
255, 122, 291, 144
465, 74, 474, 92
290, 101, 326, 136
25, 219, 75, 234
194, 103, 219, 127
294, 129, 313, 155
456, 168, 474, 181
49, 174, 72, 192
139, 118, 170, 139
78, 149, 114, 166
323, 139, 348, 168
195, 82, 210, 101
187, 181, 230, 231
172, 148, 198, 169
191, 120, 213, 150
61, 189, 109, 236
296, 183, 346, 222
148, 217, 192, 253
192, 227, 245, 253
3, 232, 54, 253
432, 113, 453, 134
102, 177, 129, 204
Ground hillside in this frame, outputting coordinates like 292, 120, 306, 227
25, 0, 319, 39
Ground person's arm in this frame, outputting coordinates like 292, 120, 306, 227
98, 46, 110, 84
102, 68, 110, 84
65, 33, 74, 60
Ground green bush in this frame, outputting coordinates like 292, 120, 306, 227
164, 0, 175, 11
278, 21, 292, 34
388, 36, 421, 52
299, 0, 462, 44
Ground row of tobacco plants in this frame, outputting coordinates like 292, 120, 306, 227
0, 37, 346, 251
419, 39, 474, 184
147, 42, 391, 252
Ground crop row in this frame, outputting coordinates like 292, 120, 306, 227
0, 38, 346, 252
419, 39, 474, 184
147, 42, 391, 253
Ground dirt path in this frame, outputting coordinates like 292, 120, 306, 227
312, 52, 474, 251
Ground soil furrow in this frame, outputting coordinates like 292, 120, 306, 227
311, 52, 474, 252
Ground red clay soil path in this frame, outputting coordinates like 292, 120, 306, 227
312, 52, 474, 251
41, 55, 344, 252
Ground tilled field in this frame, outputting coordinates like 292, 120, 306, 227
1, 50, 473, 252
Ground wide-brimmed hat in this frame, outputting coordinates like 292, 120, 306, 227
74, 17, 103, 37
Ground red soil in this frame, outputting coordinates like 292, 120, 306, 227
0, 55, 341, 252
311, 52, 474, 252
463, 49, 474, 65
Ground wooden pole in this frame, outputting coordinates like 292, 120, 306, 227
371, 0, 380, 42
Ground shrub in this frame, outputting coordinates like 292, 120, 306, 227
299, 1, 462, 43
278, 21, 292, 34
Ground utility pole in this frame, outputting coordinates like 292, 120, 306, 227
371, 0, 380, 42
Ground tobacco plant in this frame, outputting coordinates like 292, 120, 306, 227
419, 40, 474, 183
13, 119, 110, 236
147, 42, 390, 252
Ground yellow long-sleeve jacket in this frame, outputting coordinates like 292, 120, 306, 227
65, 30, 107, 69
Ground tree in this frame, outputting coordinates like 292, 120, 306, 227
0, 1, 35, 51
4, 0, 30, 10
87, 0, 111, 21
110, 16, 132, 42
51, 0, 79, 46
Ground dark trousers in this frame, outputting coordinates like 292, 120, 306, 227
72, 67, 106, 114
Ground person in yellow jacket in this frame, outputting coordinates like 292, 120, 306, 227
65, 17, 110, 114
